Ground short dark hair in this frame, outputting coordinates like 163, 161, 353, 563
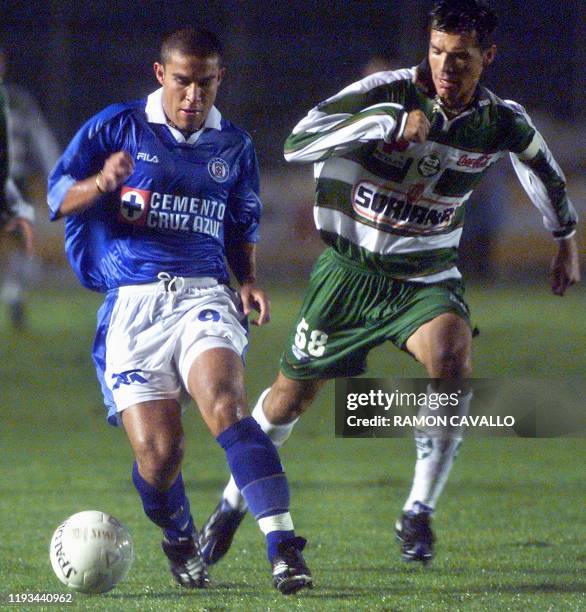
160, 27, 223, 65
429, 0, 498, 47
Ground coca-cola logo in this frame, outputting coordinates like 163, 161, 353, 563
457, 154, 491, 169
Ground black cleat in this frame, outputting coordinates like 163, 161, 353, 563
162, 534, 209, 588
199, 499, 246, 565
395, 509, 435, 564
271, 536, 313, 595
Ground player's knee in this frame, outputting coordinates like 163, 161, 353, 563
265, 378, 320, 423
134, 435, 184, 489
429, 345, 472, 378
206, 388, 245, 431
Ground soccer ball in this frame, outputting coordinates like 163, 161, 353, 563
49, 510, 134, 594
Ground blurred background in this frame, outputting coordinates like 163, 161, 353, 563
1, 0, 584, 290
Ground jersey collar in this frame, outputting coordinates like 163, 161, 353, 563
144, 87, 222, 144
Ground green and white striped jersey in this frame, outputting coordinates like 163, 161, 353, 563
0, 83, 34, 225
284, 66, 577, 282
0, 85, 8, 220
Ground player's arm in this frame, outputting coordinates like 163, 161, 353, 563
284, 76, 420, 163
506, 103, 580, 296
226, 138, 269, 325
227, 240, 270, 326
549, 235, 580, 296
48, 107, 133, 220
2, 178, 35, 256
54, 152, 134, 219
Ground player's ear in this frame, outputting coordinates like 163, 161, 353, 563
217, 66, 226, 85
154, 62, 165, 86
482, 45, 496, 67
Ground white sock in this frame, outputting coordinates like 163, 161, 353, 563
222, 388, 299, 512
403, 388, 472, 513
0, 279, 23, 305
257, 512, 294, 534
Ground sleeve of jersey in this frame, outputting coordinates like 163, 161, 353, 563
5, 178, 34, 222
47, 110, 121, 221
507, 103, 578, 239
284, 83, 407, 163
225, 138, 262, 244
0, 87, 9, 220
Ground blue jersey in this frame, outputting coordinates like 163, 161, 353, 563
48, 90, 262, 291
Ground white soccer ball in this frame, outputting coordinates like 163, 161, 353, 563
49, 510, 134, 594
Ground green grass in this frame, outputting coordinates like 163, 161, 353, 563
1, 284, 585, 611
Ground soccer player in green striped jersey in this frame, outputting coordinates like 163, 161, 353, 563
0, 83, 34, 267
200, 0, 580, 567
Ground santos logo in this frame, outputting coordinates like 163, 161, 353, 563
137, 152, 159, 163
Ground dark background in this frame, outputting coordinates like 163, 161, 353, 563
2, 0, 585, 169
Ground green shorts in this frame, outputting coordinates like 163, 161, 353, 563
280, 248, 470, 379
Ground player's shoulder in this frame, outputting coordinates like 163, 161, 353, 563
318, 67, 415, 113
218, 116, 256, 150
344, 66, 416, 97
361, 67, 416, 90
479, 87, 536, 151
480, 87, 531, 121
85, 99, 146, 138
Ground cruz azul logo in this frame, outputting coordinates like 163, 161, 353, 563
119, 186, 151, 225
352, 180, 457, 234
117, 186, 225, 238
208, 158, 230, 183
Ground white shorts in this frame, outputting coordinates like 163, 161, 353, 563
93, 276, 248, 425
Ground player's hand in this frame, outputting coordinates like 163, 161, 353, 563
550, 236, 580, 296
3, 216, 34, 257
97, 152, 135, 193
240, 282, 271, 326
400, 110, 431, 144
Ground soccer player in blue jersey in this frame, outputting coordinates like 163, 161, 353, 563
48, 28, 312, 594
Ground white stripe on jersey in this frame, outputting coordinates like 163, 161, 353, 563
313, 206, 463, 254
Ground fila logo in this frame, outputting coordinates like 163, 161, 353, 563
137, 152, 159, 163
111, 369, 148, 390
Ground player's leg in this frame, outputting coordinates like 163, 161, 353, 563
200, 248, 375, 566
121, 399, 208, 588
0, 234, 31, 330
92, 285, 212, 588
397, 311, 473, 563
201, 372, 325, 565
187, 347, 312, 593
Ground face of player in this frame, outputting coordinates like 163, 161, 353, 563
428, 29, 496, 109
154, 52, 225, 132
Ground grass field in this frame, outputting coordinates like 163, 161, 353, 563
1, 284, 585, 611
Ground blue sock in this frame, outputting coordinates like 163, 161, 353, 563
131, 462, 194, 542
217, 417, 295, 559
266, 530, 295, 561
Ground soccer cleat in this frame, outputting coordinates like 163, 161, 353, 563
198, 499, 246, 565
161, 534, 209, 588
271, 536, 313, 595
395, 509, 435, 564
8, 301, 26, 330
